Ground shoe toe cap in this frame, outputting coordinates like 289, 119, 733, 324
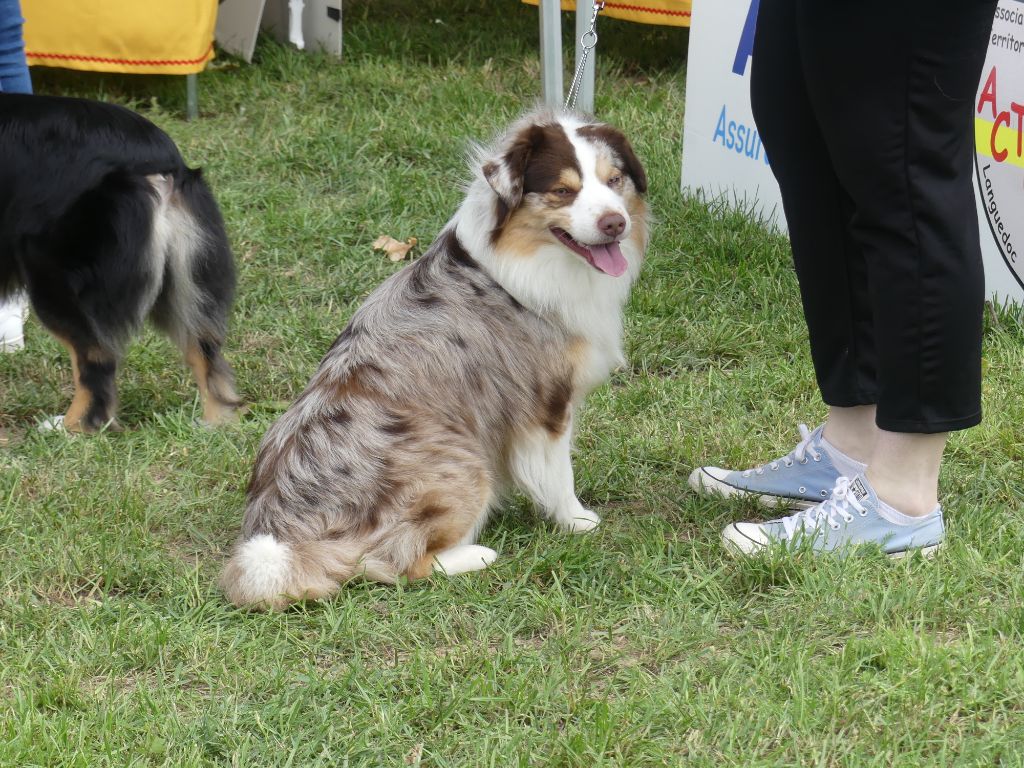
722, 522, 769, 555
689, 466, 739, 495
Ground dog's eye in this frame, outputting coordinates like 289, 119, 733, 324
608, 175, 622, 187
552, 186, 572, 197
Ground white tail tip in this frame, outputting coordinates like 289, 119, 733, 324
235, 534, 292, 597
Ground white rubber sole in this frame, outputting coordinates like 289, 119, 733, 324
37, 415, 66, 433
722, 523, 942, 559
0, 334, 24, 352
0, 298, 28, 352
688, 467, 817, 510
888, 543, 940, 560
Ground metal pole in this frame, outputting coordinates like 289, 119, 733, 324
539, 0, 563, 108
574, 0, 596, 113
186, 73, 198, 121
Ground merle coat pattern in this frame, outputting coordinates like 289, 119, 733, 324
221, 109, 649, 608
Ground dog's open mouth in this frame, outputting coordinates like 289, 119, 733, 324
550, 227, 628, 277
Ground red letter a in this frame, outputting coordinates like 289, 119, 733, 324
978, 67, 998, 119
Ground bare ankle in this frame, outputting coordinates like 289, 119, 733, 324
864, 430, 947, 517
823, 405, 877, 464
866, 470, 938, 517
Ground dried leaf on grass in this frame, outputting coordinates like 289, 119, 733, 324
404, 743, 424, 766
373, 235, 418, 262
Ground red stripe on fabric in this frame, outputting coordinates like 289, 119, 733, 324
25, 44, 213, 67
603, 3, 691, 18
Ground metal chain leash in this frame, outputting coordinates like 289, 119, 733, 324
565, 0, 605, 111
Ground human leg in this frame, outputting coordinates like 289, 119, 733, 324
799, 0, 994, 517
0, 0, 31, 94
0, 0, 31, 352
821, 405, 876, 465
867, 431, 948, 518
691, 0, 874, 508
797, 0, 992, 436
721, 0, 996, 554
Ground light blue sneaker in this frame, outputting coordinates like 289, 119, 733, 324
689, 424, 853, 510
721, 475, 943, 558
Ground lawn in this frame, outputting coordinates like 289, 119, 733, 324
2, 1, 1024, 765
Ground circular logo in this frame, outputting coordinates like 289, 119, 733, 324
974, 3, 1024, 297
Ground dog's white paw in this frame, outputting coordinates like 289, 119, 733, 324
559, 508, 601, 533
432, 544, 498, 576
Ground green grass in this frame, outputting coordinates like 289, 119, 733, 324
2, 1, 1023, 764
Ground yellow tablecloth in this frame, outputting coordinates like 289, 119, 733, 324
22, 0, 217, 75
523, 0, 692, 28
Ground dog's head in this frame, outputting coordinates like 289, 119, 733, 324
479, 111, 648, 277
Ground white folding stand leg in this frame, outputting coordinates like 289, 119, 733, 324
574, 0, 596, 113
288, 0, 306, 49
539, 0, 563, 107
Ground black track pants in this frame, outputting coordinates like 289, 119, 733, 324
750, 0, 996, 433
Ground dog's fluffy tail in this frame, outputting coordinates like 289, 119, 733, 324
219, 533, 394, 610
147, 169, 241, 423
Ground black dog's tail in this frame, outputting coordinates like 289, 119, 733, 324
147, 167, 242, 425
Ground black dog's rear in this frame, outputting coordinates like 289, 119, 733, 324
0, 93, 240, 430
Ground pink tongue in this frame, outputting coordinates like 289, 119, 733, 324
587, 241, 628, 277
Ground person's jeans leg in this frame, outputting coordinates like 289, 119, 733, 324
0, 0, 32, 350
0, 0, 32, 94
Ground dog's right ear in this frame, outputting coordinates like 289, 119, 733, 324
482, 124, 544, 210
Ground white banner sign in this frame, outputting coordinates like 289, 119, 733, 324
974, 0, 1024, 306
681, 0, 1024, 307
680, 0, 784, 231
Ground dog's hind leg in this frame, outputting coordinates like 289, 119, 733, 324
401, 461, 498, 580
149, 170, 242, 426
183, 338, 241, 426
22, 171, 170, 432
17, 287, 121, 431
50, 337, 121, 432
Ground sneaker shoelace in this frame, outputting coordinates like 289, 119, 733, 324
741, 423, 822, 477
781, 476, 867, 539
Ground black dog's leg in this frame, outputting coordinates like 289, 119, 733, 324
58, 340, 121, 432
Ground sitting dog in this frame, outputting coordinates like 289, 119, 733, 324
0, 94, 240, 431
221, 109, 648, 608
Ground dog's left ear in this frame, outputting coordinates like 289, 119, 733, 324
482, 124, 546, 210
577, 125, 648, 194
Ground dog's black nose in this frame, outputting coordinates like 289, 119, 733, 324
598, 213, 626, 238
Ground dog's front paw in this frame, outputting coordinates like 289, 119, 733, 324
559, 508, 601, 533
433, 544, 499, 575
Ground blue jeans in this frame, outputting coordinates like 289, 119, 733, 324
0, 0, 32, 94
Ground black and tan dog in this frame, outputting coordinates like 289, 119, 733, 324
0, 93, 240, 431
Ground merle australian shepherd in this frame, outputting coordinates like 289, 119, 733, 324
221, 109, 649, 609
0, 94, 241, 431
